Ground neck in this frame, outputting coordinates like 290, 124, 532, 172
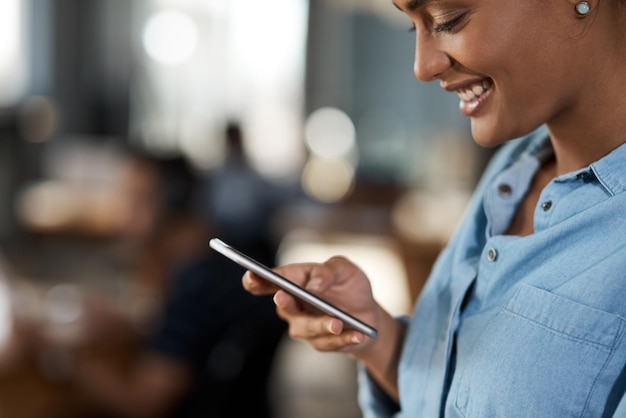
547, 79, 626, 176
546, 9, 626, 175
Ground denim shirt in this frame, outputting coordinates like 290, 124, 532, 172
358, 126, 626, 417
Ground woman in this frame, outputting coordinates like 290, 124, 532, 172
244, 0, 626, 416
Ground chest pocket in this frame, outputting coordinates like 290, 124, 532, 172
453, 284, 624, 417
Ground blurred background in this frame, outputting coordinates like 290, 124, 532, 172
0, 0, 493, 417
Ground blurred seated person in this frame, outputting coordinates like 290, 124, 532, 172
113, 151, 210, 313
72, 150, 287, 418
204, 122, 287, 268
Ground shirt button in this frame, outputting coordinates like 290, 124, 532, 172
487, 248, 497, 262
577, 172, 594, 182
541, 200, 552, 211
498, 183, 513, 198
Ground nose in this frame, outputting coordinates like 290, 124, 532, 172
413, 35, 452, 82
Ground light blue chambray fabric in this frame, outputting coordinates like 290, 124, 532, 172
358, 125, 626, 417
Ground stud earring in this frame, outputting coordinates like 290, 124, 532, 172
575, 1, 591, 15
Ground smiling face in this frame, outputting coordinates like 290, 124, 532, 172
395, 0, 600, 147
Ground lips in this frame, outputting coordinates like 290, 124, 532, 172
443, 78, 493, 116
458, 79, 492, 116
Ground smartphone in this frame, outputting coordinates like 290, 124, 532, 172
209, 238, 378, 339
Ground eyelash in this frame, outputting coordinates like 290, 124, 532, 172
407, 13, 467, 34
433, 13, 466, 33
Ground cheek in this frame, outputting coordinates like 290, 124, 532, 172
460, 4, 551, 77
449, 18, 510, 75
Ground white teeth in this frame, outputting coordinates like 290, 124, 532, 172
457, 80, 491, 102
472, 85, 484, 96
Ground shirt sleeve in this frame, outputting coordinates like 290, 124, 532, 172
357, 365, 401, 417
611, 393, 626, 417
357, 316, 410, 418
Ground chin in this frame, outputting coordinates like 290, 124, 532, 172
470, 122, 507, 149
470, 117, 529, 149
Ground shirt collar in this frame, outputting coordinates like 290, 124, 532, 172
523, 126, 626, 196
588, 142, 626, 196
518, 127, 553, 163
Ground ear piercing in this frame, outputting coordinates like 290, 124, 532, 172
575, 1, 591, 15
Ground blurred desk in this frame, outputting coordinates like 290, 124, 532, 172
0, 333, 141, 418
0, 235, 145, 418
0, 356, 95, 418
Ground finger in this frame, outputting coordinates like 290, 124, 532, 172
277, 307, 365, 349
273, 290, 300, 314
277, 309, 343, 337
272, 290, 336, 334
305, 256, 358, 293
272, 296, 369, 352
242, 271, 277, 295
245, 263, 321, 294
307, 330, 367, 353
273, 262, 321, 287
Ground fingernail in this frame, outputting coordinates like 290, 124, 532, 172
273, 293, 283, 307
244, 274, 255, 288
327, 320, 339, 335
351, 334, 364, 344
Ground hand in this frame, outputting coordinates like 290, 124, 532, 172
244, 255, 406, 400
243, 256, 380, 353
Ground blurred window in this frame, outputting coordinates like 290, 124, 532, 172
0, 0, 28, 105
133, 0, 309, 179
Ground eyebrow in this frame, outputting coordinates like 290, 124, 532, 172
392, 0, 432, 12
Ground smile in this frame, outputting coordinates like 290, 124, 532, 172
456, 78, 493, 116
457, 79, 493, 103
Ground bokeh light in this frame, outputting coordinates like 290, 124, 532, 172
15, 181, 82, 231
304, 107, 356, 159
300, 157, 355, 203
142, 10, 198, 66
42, 284, 83, 325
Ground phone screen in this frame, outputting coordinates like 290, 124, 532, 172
209, 238, 378, 339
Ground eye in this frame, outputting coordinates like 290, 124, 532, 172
433, 12, 467, 33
